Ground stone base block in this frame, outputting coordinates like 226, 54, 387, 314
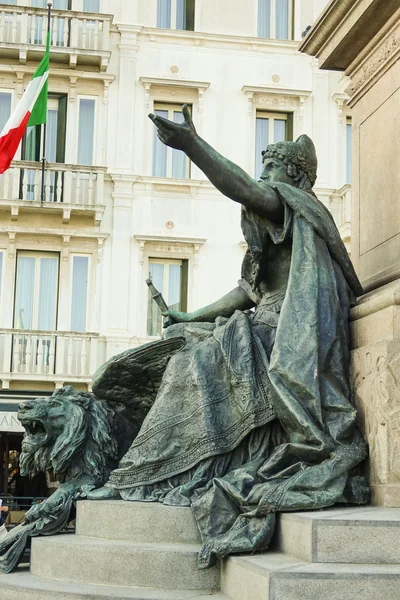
31, 535, 220, 591
273, 507, 400, 563
350, 280, 400, 507
222, 553, 400, 600
76, 500, 201, 544
0, 571, 228, 600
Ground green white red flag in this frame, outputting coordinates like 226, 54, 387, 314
0, 31, 50, 174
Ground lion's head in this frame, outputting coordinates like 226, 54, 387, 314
18, 386, 118, 481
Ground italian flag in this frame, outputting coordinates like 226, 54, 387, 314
0, 32, 50, 174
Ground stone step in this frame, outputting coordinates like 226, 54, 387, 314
1, 569, 229, 600
76, 499, 201, 544
31, 534, 220, 591
221, 552, 400, 600
273, 506, 400, 564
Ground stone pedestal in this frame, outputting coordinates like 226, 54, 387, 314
350, 281, 400, 506
300, 1, 400, 506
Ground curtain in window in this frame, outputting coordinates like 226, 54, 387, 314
45, 108, 59, 202
157, 0, 171, 28
255, 117, 269, 180
23, 126, 38, 201
14, 257, 35, 330
147, 263, 164, 336
0, 253, 3, 304
77, 99, 95, 165
47, 109, 58, 163
168, 263, 181, 310
153, 109, 168, 177
346, 122, 352, 184
276, 0, 289, 40
31, 0, 69, 6
176, 0, 185, 29
83, 0, 99, 11
274, 119, 286, 143
0, 93, 11, 132
258, 0, 271, 38
38, 257, 58, 331
24, 126, 38, 162
172, 111, 186, 178
71, 256, 89, 332
31, 0, 44, 44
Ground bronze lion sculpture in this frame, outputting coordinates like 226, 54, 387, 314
0, 337, 185, 573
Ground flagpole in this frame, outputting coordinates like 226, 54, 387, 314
40, 1, 52, 205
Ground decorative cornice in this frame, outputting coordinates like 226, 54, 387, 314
134, 234, 206, 247
242, 85, 311, 117
0, 227, 109, 241
2, 65, 115, 85
140, 77, 210, 111
346, 19, 400, 104
138, 26, 299, 55
299, 0, 400, 71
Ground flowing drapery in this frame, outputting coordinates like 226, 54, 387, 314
102, 183, 367, 567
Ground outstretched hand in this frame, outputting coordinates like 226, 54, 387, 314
149, 104, 196, 152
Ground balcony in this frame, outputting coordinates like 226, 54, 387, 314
0, 4, 112, 70
0, 161, 106, 225
0, 329, 100, 389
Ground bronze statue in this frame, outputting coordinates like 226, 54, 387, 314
0, 106, 368, 573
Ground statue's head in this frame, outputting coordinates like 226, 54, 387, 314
260, 134, 317, 192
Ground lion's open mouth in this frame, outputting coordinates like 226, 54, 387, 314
20, 418, 48, 450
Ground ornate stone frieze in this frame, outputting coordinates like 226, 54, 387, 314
352, 341, 400, 488
346, 22, 400, 103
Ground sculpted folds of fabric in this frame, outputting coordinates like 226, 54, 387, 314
104, 183, 368, 567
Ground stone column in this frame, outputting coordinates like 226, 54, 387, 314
300, 0, 400, 507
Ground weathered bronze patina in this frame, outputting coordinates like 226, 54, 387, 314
90, 106, 368, 566
1, 105, 368, 572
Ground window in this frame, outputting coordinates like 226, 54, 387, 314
13, 251, 59, 373
346, 117, 352, 185
0, 251, 4, 306
255, 111, 291, 180
22, 95, 67, 164
157, 0, 195, 31
21, 95, 67, 202
153, 104, 190, 179
83, 0, 100, 11
70, 255, 89, 332
14, 251, 59, 331
77, 98, 96, 165
0, 92, 11, 133
258, 0, 292, 40
147, 259, 188, 336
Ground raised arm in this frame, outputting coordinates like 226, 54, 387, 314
149, 105, 283, 223
164, 286, 254, 327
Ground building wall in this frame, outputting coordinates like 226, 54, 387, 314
0, 0, 352, 464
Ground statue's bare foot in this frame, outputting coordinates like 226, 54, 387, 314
87, 485, 120, 500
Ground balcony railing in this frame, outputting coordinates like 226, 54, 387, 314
0, 5, 112, 70
0, 162, 106, 224
0, 329, 99, 384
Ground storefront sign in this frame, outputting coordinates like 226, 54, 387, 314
0, 412, 24, 432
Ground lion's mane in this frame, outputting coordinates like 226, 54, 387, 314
20, 386, 118, 482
